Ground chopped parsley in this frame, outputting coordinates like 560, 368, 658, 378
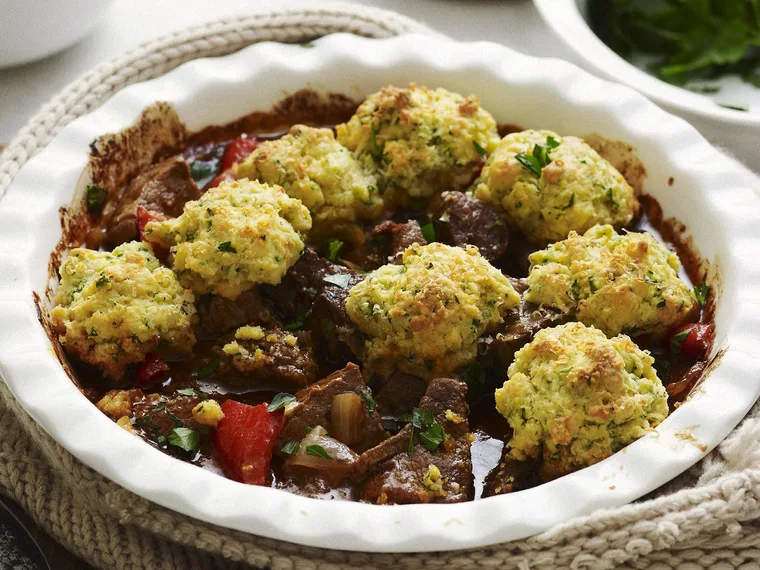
177, 387, 209, 399
217, 241, 237, 253
196, 357, 220, 378
473, 140, 487, 158
305, 444, 332, 460
189, 160, 217, 182
284, 309, 310, 331
281, 441, 301, 455
268, 392, 296, 412
408, 407, 445, 455
360, 388, 376, 414
694, 282, 710, 307
95, 275, 109, 288
370, 122, 383, 162
85, 185, 108, 212
515, 136, 559, 177
168, 427, 201, 453
670, 327, 692, 353
420, 222, 436, 243
323, 273, 351, 289
326, 239, 343, 261
419, 423, 445, 452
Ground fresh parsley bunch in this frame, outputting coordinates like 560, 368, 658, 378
589, 0, 760, 87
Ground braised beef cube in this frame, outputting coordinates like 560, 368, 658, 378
360, 377, 474, 504
218, 328, 318, 387
105, 156, 200, 246
374, 371, 427, 415
433, 191, 509, 263
490, 278, 568, 368
131, 392, 206, 448
260, 248, 361, 323
277, 363, 385, 453
371, 219, 427, 263
197, 288, 280, 339
306, 282, 363, 371
482, 449, 541, 497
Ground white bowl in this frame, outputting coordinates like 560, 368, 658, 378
533, 0, 760, 171
1, 33, 760, 553
0, 0, 114, 68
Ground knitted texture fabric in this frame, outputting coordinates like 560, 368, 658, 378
2, 4, 760, 569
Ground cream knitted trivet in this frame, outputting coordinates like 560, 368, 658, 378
3, 5, 760, 569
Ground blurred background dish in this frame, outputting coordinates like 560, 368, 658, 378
533, 0, 760, 170
0, 0, 115, 69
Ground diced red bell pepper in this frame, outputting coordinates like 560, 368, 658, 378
667, 323, 713, 360
136, 353, 170, 387
136, 205, 170, 258
213, 400, 284, 486
221, 134, 259, 171
208, 168, 236, 189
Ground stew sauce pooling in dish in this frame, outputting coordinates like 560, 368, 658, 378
50, 84, 715, 503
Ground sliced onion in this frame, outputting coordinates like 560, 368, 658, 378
330, 393, 365, 446
284, 425, 358, 482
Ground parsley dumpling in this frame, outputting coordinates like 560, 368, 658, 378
50, 242, 197, 379
345, 242, 520, 379
473, 130, 638, 242
525, 224, 696, 337
337, 83, 500, 201
495, 321, 669, 479
233, 125, 383, 238
144, 179, 311, 300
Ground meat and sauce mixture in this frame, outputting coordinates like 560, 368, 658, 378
48, 84, 715, 503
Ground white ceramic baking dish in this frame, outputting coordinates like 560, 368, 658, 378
1, 33, 759, 553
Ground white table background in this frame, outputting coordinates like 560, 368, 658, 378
0, 0, 585, 144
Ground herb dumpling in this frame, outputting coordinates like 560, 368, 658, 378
337, 83, 500, 201
345, 242, 520, 378
494, 322, 668, 479
233, 125, 383, 238
525, 225, 696, 337
144, 179, 311, 300
50, 242, 197, 379
473, 130, 638, 242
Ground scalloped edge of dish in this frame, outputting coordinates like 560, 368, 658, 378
1, 33, 760, 552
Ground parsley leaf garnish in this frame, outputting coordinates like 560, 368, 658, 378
670, 327, 692, 354
197, 357, 220, 378
305, 444, 332, 460
420, 222, 436, 243
694, 282, 710, 307
268, 392, 295, 412
323, 273, 351, 289
217, 241, 237, 253
168, 427, 201, 453
281, 441, 301, 455
419, 423, 445, 452
515, 136, 559, 177
326, 239, 343, 261
284, 309, 310, 331
177, 387, 209, 399
85, 185, 108, 212
360, 388, 376, 414
370, 122, 383, 162
473, 140, 487, 158
95, 275, 109, 288
189, 160, 217, 182
408, 407, 445, 455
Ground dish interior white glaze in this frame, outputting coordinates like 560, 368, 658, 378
1, 34, 760, 553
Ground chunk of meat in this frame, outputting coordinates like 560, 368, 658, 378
360, 377, 474, 504
374, 371, 427, 415
218, 328, 318, 388
105, 156, 200, 246
482, 449, 540, 497
197, 288, 280, 339
277, 363, 385, 453
371, 219, 427, 263
491, 277, 568, 368
433, 191, 509, 263
130, 391, 208, 449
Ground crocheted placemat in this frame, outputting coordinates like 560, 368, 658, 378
3, 4, 760, 569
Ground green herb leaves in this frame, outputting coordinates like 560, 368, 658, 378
408, 407, 445, 455
670, 327, 692, 354
190, 160, 217, 182
86, 185, 108, 212
284, 309, 310, 331
281, 441, 301, 455
589, 0, 760, 89
305, 444, 332, 460
217, 241, 237, 253
694, 282, 710, 307
196, 358, 220, 378
268, 392, 295, 412
370, 122, 383, 163
326, 239, 343, 261
360, 388, 376, 414
323, 273, 352, 289
515, 136, 559, 177
168, 427, 201, 453
473, 140, 487, 158
420, 222, 436, 243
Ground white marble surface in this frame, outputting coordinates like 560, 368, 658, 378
0, 0, 579, 143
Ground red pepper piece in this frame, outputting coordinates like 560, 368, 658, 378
208, 168, 236, 190
221, 134, 259, 171
213, 400, 284, 486
136, 205, 171, 258
667, 323, 714, 360
136, 353, 169, 387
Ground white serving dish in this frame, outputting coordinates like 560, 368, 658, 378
533, 0, 760, 171
1, 33, 760, 553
